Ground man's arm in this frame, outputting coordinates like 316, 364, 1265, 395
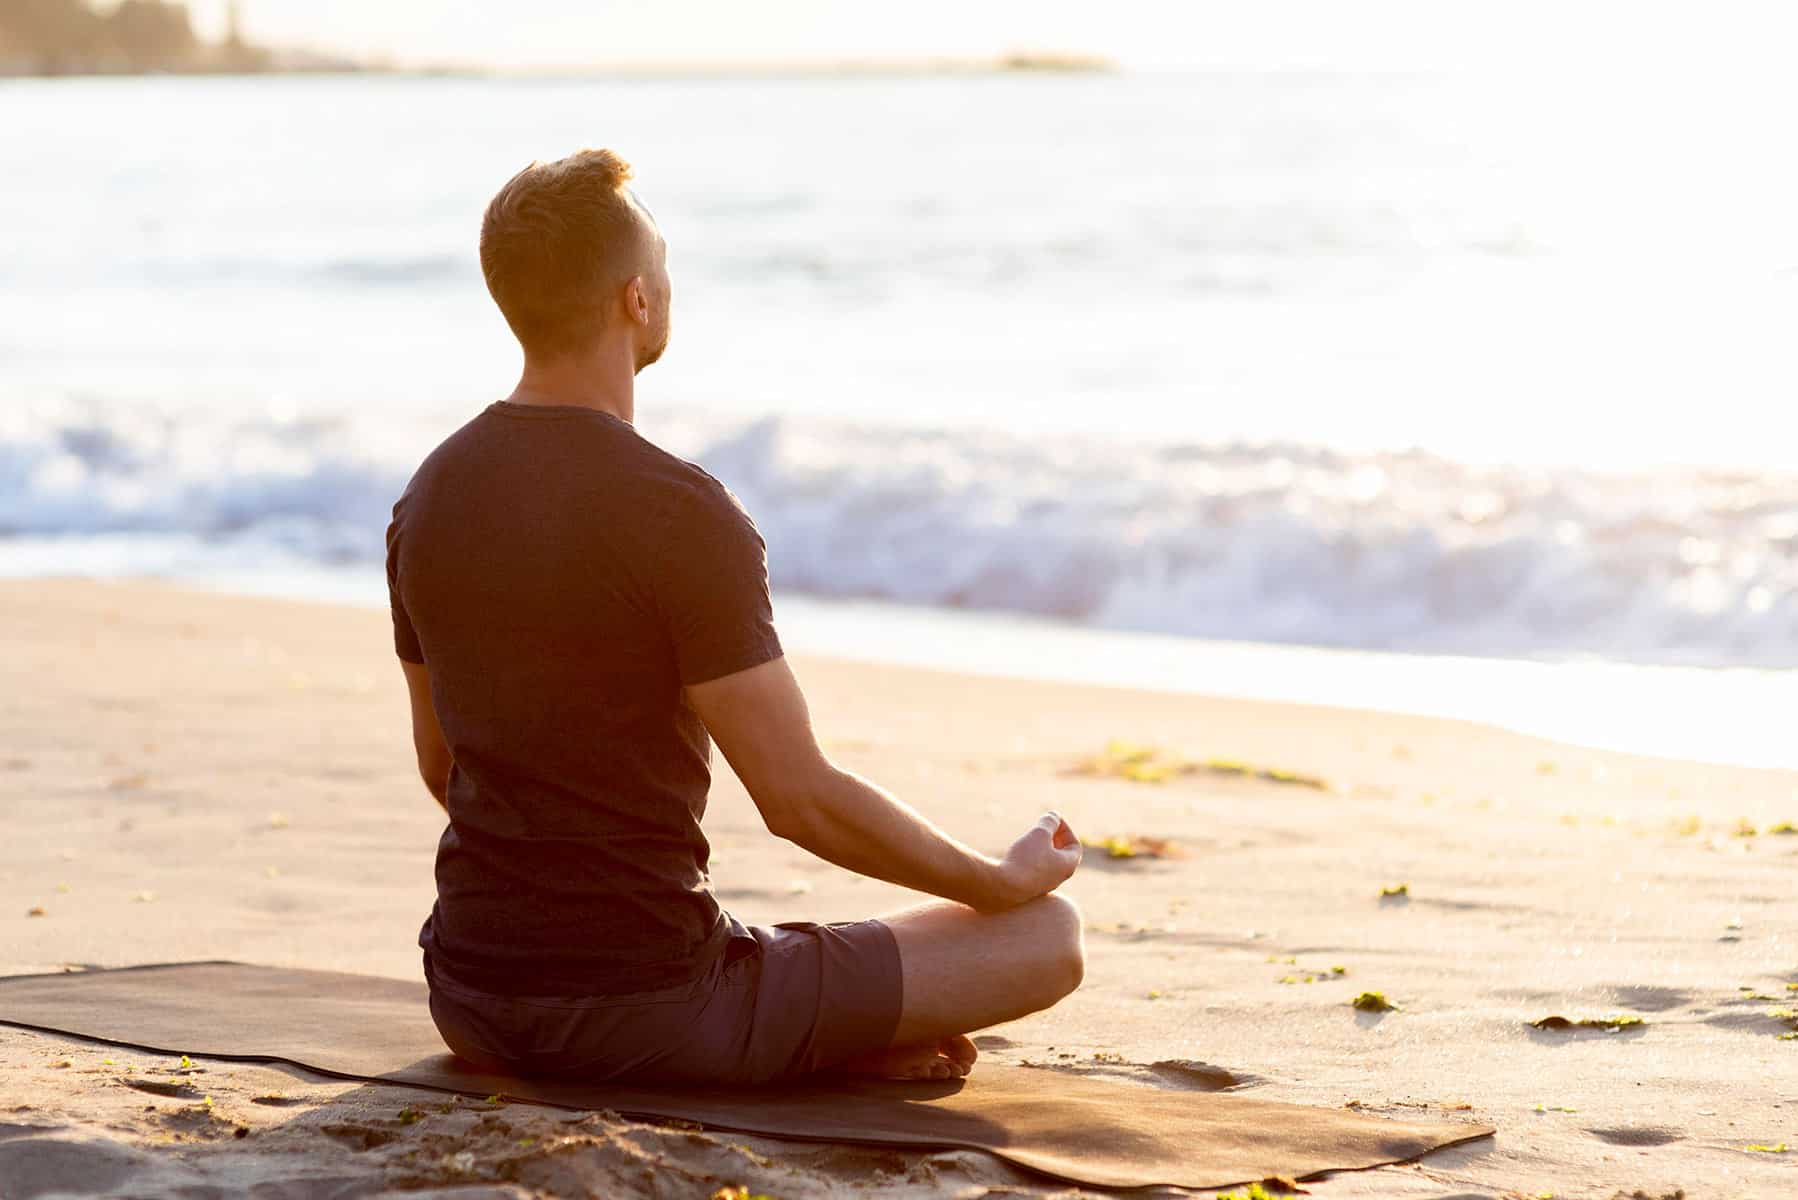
400, 660, 452, 811
685, 657, 1079, 913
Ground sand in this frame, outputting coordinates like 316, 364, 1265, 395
1, 577, 1792, 1199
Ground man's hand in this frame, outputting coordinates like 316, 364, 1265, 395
989, 811, 1082, 910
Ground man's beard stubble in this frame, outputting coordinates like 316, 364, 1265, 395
636, 310, 670, 372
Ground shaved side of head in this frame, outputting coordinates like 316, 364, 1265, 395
479, 148, 654, 358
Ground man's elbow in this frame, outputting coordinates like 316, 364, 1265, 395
755, 763, 835, 844
759, 795, 810, 844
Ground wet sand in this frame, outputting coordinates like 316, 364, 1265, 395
2, 578, 1792, 1198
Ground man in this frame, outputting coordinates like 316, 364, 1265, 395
386, 148, 1084, 1085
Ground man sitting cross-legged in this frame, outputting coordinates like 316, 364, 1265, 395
386, 148, 1085, 1085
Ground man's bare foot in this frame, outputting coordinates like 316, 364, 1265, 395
840, 1033, 978, 1081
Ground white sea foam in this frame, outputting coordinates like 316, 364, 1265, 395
5, 397, 1796, 668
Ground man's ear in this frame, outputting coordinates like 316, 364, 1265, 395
624, 275, 649, 326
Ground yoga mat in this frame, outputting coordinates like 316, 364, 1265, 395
0, 962, 1492, 1190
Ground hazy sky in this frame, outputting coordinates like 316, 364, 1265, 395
185, 1, 1794, 73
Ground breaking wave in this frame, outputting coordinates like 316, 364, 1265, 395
5, 398, 1797, 667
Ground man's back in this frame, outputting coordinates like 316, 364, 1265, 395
394, 148, 1082, 1085
386, 400, 782, 995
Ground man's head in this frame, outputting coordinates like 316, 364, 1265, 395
479, 148, 670, 371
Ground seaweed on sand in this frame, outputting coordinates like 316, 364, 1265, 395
1530, 1014, 1645, 1033
1351, 991, 1400, 1013
1081, 834, 1185, 860
1066, 741, 1328, 790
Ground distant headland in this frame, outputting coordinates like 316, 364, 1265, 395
0, 1, 1114, 79
0, 0, 355, 76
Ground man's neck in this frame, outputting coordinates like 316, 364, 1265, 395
505, 344, 636, 423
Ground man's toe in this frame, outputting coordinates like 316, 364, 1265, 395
941, 1034, 978, 1070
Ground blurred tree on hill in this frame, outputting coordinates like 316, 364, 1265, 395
0, 0, 268, 73
106, 0, 196, 66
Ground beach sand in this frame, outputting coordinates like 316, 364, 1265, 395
2, 578, 1792, 1198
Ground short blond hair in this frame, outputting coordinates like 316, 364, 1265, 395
479, 148, 650, 357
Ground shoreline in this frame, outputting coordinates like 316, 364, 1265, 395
13, 566, 1798, 771
2, 577, 1794, 1197
0, 53, 1116, 82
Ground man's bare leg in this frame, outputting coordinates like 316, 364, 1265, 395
839, 892, 1084, 1080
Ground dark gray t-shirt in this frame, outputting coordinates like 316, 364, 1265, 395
386, 401, 782, 996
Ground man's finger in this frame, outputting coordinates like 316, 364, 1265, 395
1056, 828, 1083, 864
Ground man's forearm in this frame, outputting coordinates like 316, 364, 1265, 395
771, 766, 1014, 911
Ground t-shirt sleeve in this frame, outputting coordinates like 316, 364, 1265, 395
655, 477, 784, 685
385, 501, 425, 665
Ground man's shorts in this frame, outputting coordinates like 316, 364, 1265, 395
424, 912, 905, 1085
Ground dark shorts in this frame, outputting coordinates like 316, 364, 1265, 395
424, 912, 904, 1086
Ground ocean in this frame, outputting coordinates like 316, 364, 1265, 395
4, 71, 1796, 764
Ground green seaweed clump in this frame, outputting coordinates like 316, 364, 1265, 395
1067, 742, 1328, 789
1204, 757, 1328, 789
1276, 961, 1347, 985
1081, 834, 1183, 860
1351, 991, 1400, 1013
1531, 1014, 1645, 1033
1216, 1183, 1301, 1200
1379, 883, 1409, 898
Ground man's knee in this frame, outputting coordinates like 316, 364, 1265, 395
1030, 892, 1085, 1000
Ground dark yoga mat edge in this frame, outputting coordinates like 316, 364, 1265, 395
0, 961, 1496, 1191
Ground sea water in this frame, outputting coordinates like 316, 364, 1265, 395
3, 72, 1796, 764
